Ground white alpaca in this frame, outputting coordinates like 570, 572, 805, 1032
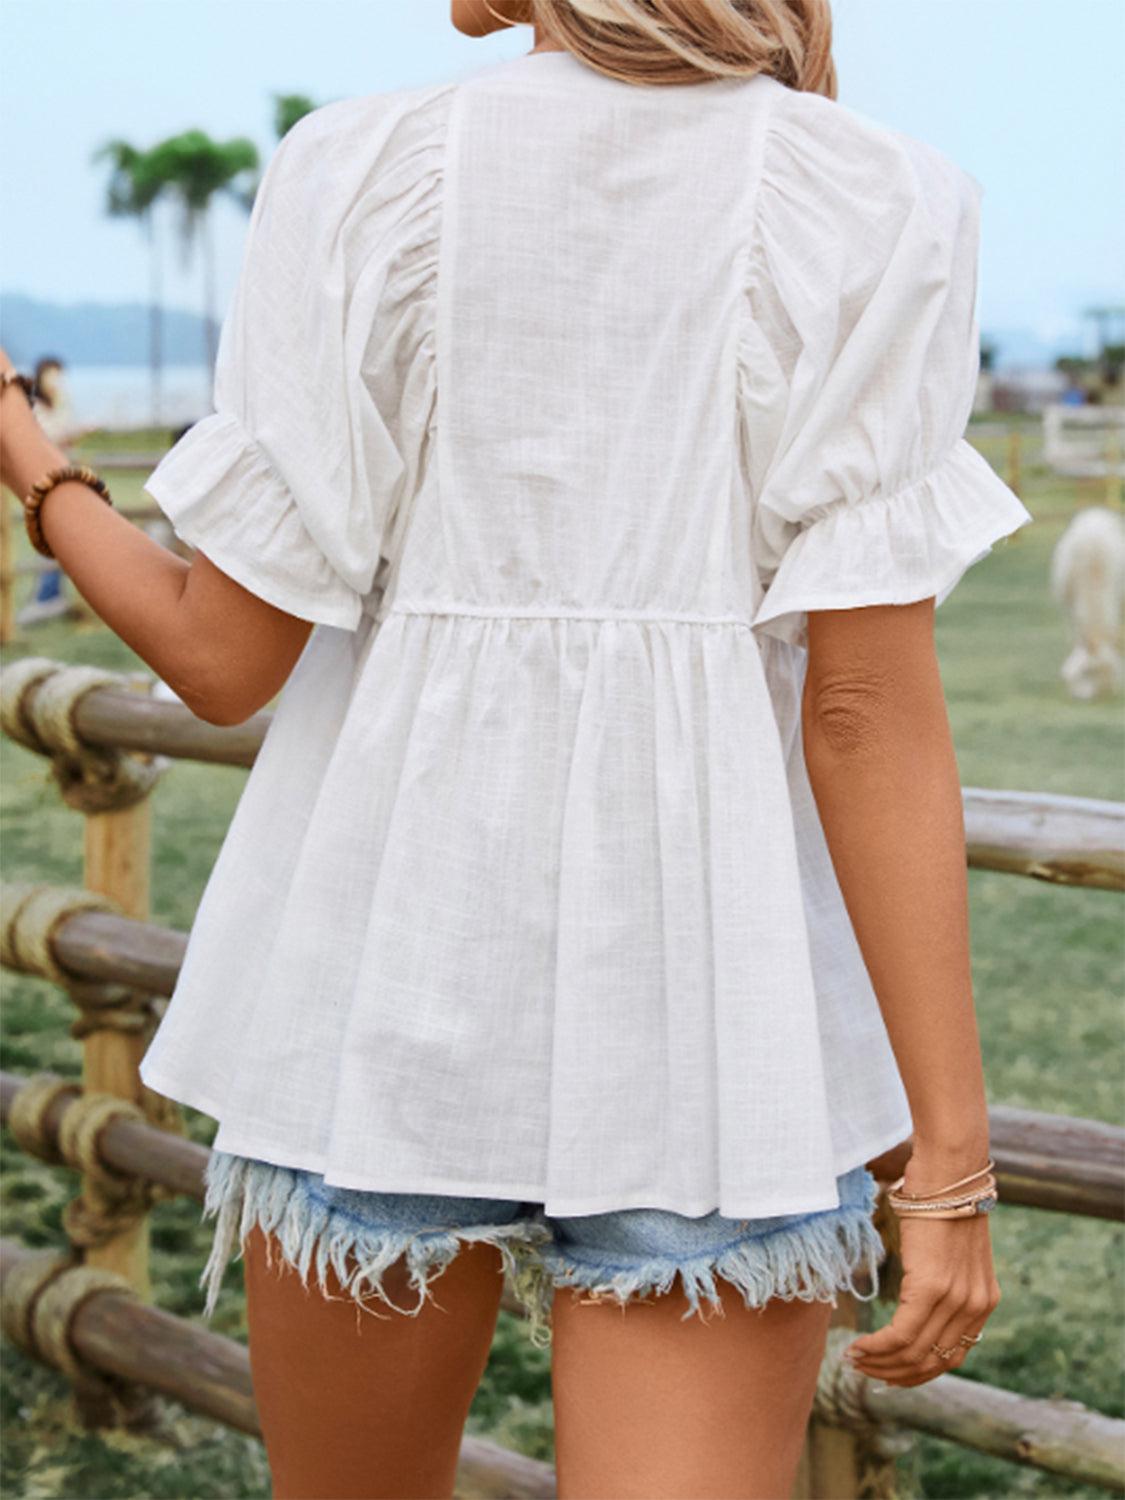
1049, 506, 1125, 700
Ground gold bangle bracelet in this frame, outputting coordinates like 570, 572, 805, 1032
23, 465, 114, 560
890, 1197, 999, 1220
887, 1173, 999, 1219
891, 1158, 996, 1201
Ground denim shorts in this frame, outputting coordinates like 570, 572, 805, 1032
199, 1151, 884, 1349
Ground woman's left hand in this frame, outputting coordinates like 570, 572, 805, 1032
844, 1212, 999, 1387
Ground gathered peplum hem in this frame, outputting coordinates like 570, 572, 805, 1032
140, 609, 914, 1220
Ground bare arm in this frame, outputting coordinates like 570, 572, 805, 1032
0, 369, 312, 725
802, 597, 1001, 1382
802, 596, 990, 1181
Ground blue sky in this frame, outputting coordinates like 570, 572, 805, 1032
2, 0, 1122, 367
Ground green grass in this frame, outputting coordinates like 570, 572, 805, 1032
2, 415, 1122, 1498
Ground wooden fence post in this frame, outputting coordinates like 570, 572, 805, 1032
791, 1190, 907, 1500
791, 1308, 903, 1499
81, 791, 155, 1300
0, 660, 178, 1310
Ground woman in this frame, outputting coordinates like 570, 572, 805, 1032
0, 1, 1027, 1495
15, 357, 87, 625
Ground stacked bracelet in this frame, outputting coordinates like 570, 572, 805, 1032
886, 1158, 999, 1220
23, 465, 114, 559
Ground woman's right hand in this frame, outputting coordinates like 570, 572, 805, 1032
844, 1210, 1001, 1387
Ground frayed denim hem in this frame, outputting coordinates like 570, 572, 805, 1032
198, 1151, 552, 1326
505, 1178, 886, 1352
198, 1152, 886, 1353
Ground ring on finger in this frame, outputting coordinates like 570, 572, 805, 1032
930, 1341, 959, 1361
958, 1331, 984, 1346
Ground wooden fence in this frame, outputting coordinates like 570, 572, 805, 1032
0, 656, 1122, 1498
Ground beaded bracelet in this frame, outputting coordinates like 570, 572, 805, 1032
23, 465, 114, 559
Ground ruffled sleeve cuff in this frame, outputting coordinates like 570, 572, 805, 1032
144, 411, 365, 631
750, 438, 1034, 651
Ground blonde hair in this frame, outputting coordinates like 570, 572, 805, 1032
520, 0, 836, 95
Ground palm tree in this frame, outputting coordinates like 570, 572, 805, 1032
221, 97, 318, 221
273, 92, 319, 141
94, 139, 167, 428
147, 131, 260, 379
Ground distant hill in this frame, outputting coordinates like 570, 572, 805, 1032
0, 291, 215, 369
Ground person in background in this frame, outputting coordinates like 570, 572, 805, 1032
17, 356, 93, 626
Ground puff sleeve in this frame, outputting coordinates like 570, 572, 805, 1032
143, 97, 427, 631
740, 88, 1033, 651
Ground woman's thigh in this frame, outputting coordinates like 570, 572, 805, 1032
550, 1274, 835, 1500
243, 1224, 505, 1500
201, 1152, 547, 1500
536, 1166, 883, 1500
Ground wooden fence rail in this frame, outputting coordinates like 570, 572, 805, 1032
0, 1239, 558, 1500
6, 670, 1124, 888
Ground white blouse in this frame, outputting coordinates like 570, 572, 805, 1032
138, 48, 1033, 1218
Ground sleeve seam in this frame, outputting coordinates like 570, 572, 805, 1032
739, 82, 782, 309
791, 437, 972, 530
